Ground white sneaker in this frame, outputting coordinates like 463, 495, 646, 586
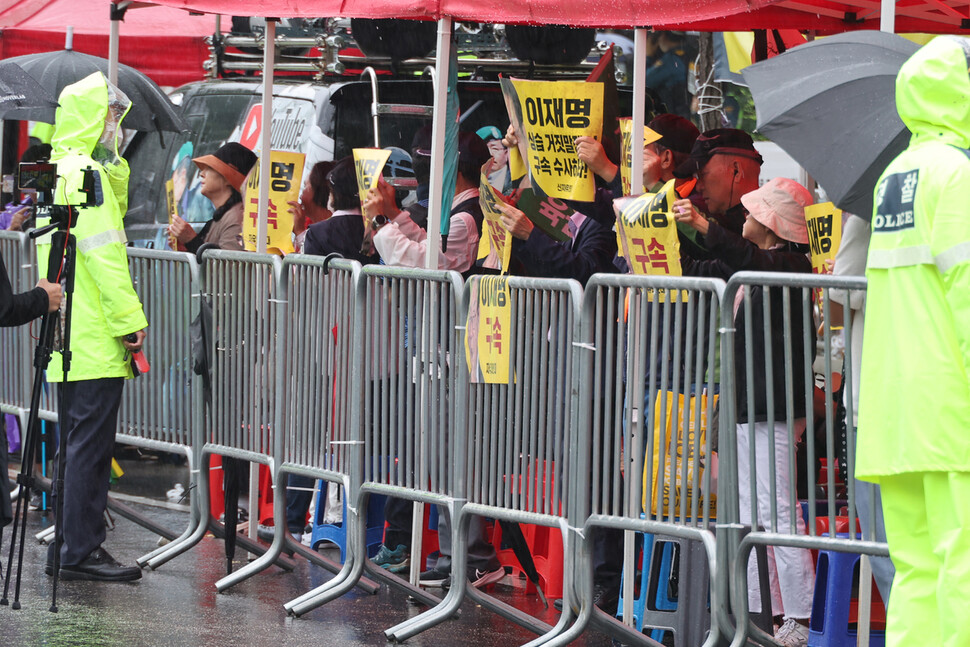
774, 617, 809, 647
469, 566, 505, 589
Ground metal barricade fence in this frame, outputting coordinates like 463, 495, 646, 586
554, 274, 726, 647
118, 248, 202, 565
719, 271, 887, 647
392, 275, 584, 646
272, 255, 379, 600
286, 264, 462, 619
144, 250, 296, 580
0, 231, 33, 421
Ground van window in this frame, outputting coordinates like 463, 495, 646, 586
328, 81, 511, 161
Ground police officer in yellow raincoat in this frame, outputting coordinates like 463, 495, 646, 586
38, 72, 148, 581
857, 37, 970, 646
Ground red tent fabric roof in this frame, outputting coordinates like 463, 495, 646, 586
0, 0, 226, 87
143, 0, 781, 29
144, 0, 970, 33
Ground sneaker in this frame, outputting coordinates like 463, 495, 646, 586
373, 544, 409, 573
774, 617, 809, 647
468, 566, 505, 589
419, 567, 450, 588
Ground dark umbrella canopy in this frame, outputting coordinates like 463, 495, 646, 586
742, 31, 920, 219
4, 49, 187, 133
0, 61, 58, 121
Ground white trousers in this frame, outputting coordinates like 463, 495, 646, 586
737, 421, 815, 619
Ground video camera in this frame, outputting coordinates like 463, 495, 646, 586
17, 162, 102, 234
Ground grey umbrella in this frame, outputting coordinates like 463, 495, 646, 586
4, 48, 187, 133
0, 61, 58, 121
742, 31, 920, 219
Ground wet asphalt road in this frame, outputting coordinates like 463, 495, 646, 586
1, 456, 620, 647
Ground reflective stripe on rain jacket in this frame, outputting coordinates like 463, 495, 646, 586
37, 72, 147, 382
856, 38, 970, 480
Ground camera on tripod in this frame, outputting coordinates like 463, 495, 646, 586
18, 162, 102, 233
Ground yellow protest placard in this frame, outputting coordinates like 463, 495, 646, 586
242, 150, 306, 254
499, 77, 528, 182
618, 119, 663, 197
511, 78, 603, 202
464, 276, 513, 384
165, 178, 177, 250
805, 202, 843, 274
353, 148, 392, 226
614, 179, 682, 278
478, 171, 512, 274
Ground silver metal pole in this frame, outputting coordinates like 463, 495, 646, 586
256, 19, 276, 256
108, 20, 120, 86
630, 29, 648, 196
880, 0, 896, 32
425, 17, 452, 271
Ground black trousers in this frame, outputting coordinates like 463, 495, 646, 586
56, 378, 124, 565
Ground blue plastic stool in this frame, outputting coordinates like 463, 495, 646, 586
616, 533, 705, 646
809, 540, 886, 647
309, 483, 387, 562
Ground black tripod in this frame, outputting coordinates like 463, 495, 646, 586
1, 207, 77, 612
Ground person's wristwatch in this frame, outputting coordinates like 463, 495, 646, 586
371, 214, 390, 231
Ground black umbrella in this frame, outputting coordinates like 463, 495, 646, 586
4, 49, 187, 133
742, 31, 920, 218
498, 519, 548, 608
0, 61, 58, 121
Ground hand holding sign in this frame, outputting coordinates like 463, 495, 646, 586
574, 135, 617, 183
496, 201, 535, 241
672, 198, 708, 235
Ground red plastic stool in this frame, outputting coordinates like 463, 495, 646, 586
489, 521, 564, 599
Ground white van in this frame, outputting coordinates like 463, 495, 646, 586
123, 77, 516, 248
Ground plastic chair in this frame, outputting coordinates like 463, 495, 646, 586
809, 532, 886, 647
310, 484, 387, 562
490, 521, 564, 599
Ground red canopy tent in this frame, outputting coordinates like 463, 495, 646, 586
145, 0, 969, 32
0, 0, 227, 87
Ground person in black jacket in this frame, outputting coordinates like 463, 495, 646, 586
303, 156, 379, 265
674, 176, 817, 646
1, 251, 61, 530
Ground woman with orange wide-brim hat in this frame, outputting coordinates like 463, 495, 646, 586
169, 142, 257, 252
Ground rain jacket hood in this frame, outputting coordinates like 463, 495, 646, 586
895, 37, 970, 149
51, 72, 130, 164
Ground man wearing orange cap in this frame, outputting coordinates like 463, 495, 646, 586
169, 142, 257, 252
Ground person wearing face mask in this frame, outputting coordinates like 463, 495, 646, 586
168, 142, 257, 253
36, 72, 148, 582
674, 177, 817, 646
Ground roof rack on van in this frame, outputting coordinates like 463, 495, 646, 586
204, 20, 615, 81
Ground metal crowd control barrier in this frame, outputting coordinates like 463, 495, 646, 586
287, 265, 461, 618
145, 250, 295, 577
0, 231, 32, 422
387, 275, 585, 645
719, 271, 887, 647
552, 274, 726, 647
119, 249, 204, 563
245, 254, 379, 595
0, 231, 57, 426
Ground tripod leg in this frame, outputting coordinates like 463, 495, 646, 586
2, 309, 57, 609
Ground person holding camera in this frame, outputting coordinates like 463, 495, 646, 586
38, 72, 148, 582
